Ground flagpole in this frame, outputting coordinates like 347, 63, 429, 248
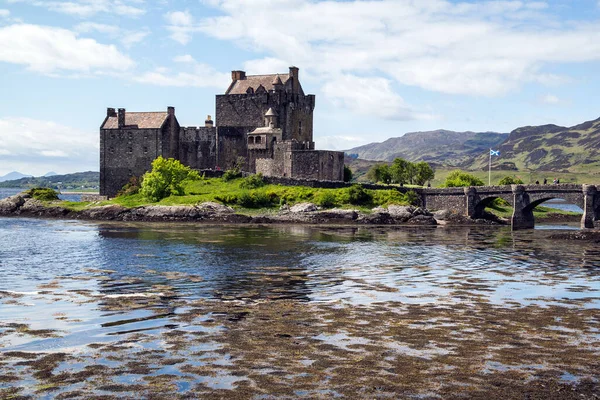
489, 148, 491, 186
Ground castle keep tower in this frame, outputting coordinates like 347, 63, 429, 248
215, 66, 316, 171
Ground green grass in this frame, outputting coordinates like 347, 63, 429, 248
57, 176, 417, 213
430, 168, 600, 187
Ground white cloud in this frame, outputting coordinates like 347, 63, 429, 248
322, 74, 432, 120
133, 62, 230, 88
0, 24, 135, 74
188, 0, 600, 104
0, 9, 10, 18
0, 117, 98, 176
539, 94, 560, 104
165, 11, 198, 44
315, 135, 368, 151
75, 22, 149, 48
173, 54, 196, 63
10, 0, 145, 18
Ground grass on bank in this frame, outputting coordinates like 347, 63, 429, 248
54, 176, 418, 213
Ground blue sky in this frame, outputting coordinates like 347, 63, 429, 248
1, 0, 599, 176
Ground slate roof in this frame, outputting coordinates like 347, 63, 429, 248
102, 112, 169, 129
226, 74, 291, 95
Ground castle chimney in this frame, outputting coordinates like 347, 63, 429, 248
231, 70, 246, 81
118, 108, 125, 128
205, 115, 214, 128
107, 108, 116, 117
167, 106, 175, 116
289, 66, 299, 94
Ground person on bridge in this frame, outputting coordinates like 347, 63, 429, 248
535, 180, 540, 185
544, 178, 547, 185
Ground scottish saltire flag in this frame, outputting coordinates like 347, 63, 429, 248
490, 149, 500, 156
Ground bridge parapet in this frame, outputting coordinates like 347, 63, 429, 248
420, 183, 600, 230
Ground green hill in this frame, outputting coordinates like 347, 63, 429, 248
0, 171, 99, 190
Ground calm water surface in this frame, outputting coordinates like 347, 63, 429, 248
1, 218, 599, 398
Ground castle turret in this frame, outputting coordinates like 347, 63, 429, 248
265, 108, 278, 128
289, 66, 299, 94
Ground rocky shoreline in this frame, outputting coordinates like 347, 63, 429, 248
0, 192, 512, 226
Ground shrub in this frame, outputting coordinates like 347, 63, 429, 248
27, 187, 59, 201
314, 191, 338, 208
371, 190, 406, 206
140, 156, 200, 201
237, 190, 277, 208
442, 170, 485, 187
117, 176, 141, 197
240, 174, 265, 189
405, 190, 422, 207
347, 184, 372, 205
498, 176, 524, 185
222, 169, 242, 181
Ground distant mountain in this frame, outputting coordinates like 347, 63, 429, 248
468, 117, 600, 172
346, 130, 508, 165
0, 171, 99, 189
0, 171, 32, 183
44, 171, 58, 177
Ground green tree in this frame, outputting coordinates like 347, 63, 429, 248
414, 162, 435, 186
498, 176, 524, 185
343, 165, 353, 182
367, 164, 392, 184
390, 158, 410, 185
441, 170, 485, 187
140, 156, 200, 201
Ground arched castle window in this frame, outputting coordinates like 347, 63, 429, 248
248, 136, 255, 144
256, 136, 262, 144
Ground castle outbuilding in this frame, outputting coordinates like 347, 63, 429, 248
100, 67, 344, 197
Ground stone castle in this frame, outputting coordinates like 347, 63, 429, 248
100, 67, 344, 197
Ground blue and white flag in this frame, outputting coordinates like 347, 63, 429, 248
490, 149, 500, 156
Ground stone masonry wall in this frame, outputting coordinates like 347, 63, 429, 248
179, 126, 217, 170
100, 127, 164, 197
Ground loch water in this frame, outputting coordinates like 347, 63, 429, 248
1, 218, 599, 398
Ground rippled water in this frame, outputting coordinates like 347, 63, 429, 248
1, 218, 599, 398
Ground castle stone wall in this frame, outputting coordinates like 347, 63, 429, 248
179, 126, 217, 170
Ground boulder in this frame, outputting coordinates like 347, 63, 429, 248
80, 205, 128, 220
407, 214, 437, 225
290, 203, 318, 213
0, 194, 27, 214
196, 202, 234, 214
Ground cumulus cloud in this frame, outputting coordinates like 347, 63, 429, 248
8, 0, 145, 17
315, 135, 368, 151
75, 22, 150, 48
322, 74, 432, 120
165, 11, 198, 44
539, 94, 560, 104
133, 61, 230, 88
0, 24, 135, 74
0, 9, 10, 18
0, 117, 98, 176
170, 0, 600, 114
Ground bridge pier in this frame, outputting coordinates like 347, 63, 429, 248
582, 185, 599, 229
511, 185, 534, 230
464, 187, 480, 219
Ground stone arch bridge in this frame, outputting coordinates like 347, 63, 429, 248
419, 184, 600, 230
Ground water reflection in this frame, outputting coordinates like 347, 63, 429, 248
1, 218, 600, 398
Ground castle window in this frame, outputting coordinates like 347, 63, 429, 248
143, 146, 148, 154
127, 146, 133, 154
109, 146, 115, 154
110, 132, 115, 139
128, 132, 133, 140
298, 121, 302, 136
255, 136, 262, 144
248, 136, 254, 144
144, 134, 148, 140
246, 87, 254, 94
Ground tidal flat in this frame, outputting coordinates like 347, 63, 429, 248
1, 218, 599, 399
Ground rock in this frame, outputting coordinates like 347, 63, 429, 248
129, 206, 201, 221
290, 203, 317, 213
0, 194, 27, 214
317, 209, 358, 221
196, 202, 234, 214
387, 205, 414, 216
80, 205, 128, 220
19, 198, 46, 213
407, 215, 437, 225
